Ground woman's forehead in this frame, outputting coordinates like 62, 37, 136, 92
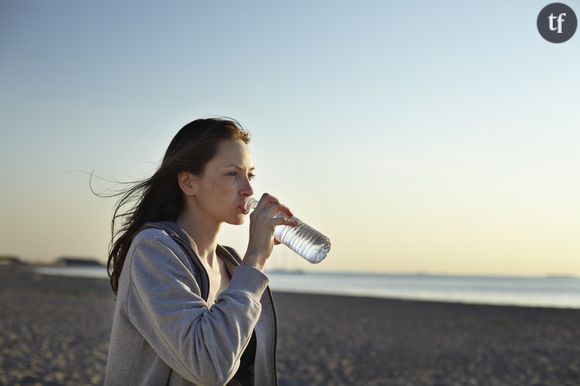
211, 139, 253, 167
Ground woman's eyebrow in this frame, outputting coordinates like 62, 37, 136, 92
224, 164, 255, 171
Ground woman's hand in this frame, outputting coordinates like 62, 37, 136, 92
243, 193, 298, 271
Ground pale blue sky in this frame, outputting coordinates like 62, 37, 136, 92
1, 1, 579, 276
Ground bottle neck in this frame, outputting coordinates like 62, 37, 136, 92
243, 197, 259, 212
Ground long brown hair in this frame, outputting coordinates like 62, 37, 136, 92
100, 117, 250, 295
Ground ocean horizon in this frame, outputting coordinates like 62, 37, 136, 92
30, 265, 580, 309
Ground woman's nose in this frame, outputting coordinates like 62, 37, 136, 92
240, 177, 253, 197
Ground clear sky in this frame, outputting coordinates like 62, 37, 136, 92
1, 0, 579, 276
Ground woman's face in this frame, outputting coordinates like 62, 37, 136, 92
189, 139, 255, 225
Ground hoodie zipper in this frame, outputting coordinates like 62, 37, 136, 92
265, 287, 279, 385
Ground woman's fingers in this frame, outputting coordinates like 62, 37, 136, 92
254, 193, 278, 210
276, 203, 294, 219
244, 192, 299, 270
253, 193, 295, 225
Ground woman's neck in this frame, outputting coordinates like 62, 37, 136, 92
176, 211, 222, 267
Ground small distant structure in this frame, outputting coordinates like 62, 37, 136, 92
53, 256, 105, 267
0, 255, 27, 265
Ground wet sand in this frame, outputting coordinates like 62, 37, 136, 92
0, 266, 579, 385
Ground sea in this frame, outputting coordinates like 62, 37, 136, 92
32, 266, 580, 309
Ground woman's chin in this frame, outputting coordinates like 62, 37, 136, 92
227, 215, 246, 226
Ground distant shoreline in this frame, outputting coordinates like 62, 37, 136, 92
18, 265, 580, 310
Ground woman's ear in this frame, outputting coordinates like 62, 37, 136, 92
177, 172, 197, 197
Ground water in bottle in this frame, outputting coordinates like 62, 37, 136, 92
244, 198, 331, 263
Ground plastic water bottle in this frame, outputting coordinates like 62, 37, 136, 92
244, 198, 331, 264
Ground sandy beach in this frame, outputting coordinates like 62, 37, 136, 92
0, 266, 579, 386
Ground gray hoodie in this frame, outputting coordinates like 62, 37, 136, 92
104, 221, 278, 386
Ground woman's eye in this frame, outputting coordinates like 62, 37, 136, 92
226, 171, 255, 180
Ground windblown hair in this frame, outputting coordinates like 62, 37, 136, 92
102, 117, 250, 295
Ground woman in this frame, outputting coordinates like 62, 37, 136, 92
104, 118, 298, 386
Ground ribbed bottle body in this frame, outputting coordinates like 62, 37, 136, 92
273, 217, 330, 263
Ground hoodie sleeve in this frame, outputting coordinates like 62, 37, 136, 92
125, 232, 268, 386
